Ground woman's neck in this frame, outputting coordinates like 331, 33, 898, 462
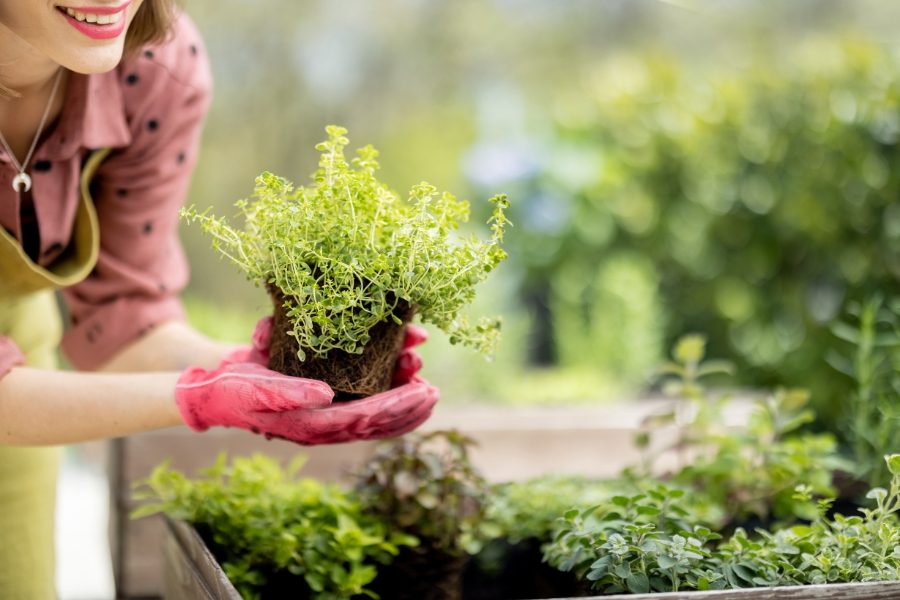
0, 23, 61, 96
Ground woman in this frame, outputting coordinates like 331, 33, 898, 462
0, 0, 439, 597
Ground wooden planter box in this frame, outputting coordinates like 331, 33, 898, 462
164, 517, 900, 600
116, 400, 757, 598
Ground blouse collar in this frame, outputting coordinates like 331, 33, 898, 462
46, 68, 133, 161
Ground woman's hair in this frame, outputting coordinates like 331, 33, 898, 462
125, 0, 179, 54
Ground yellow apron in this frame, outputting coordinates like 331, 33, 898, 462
0, 149, 107, 600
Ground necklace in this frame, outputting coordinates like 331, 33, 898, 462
0, 68, 64, 194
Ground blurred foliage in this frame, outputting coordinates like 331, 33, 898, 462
516, 37, 900, 420
828, 297, 900, 486
179, 0, 900, 406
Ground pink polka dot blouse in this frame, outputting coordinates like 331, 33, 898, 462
0, 13, 212, 373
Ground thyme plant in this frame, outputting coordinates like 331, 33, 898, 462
182, 126, 510, 360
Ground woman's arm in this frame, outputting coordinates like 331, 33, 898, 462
0, 368, 181, 445
97, 320, 236, 373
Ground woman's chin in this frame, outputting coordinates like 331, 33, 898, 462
61, 45, 127, 74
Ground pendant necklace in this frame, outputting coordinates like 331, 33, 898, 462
0, 68, 64, 193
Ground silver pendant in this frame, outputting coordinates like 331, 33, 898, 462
12, 172, 32, 193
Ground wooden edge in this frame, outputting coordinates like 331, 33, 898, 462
163, 517, 242, 600
549, 580, 900, 599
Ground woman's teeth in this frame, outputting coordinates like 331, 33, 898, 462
64, 8, 123, 24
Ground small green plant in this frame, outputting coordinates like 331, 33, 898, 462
637, 334, 849, 525
829, 296, 900, 487
353, 430, 496, 557
133, 454, 414, 600
486, 476, 615, 545
544, 484, 724, 593
182, 125, 510, 361
673, 387, 849, 525
546, 456, 900, 594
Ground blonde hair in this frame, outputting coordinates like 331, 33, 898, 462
125, 0, 179, 54
0, 0, 179, 98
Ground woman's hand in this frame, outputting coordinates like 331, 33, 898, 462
186, 317, 438, 445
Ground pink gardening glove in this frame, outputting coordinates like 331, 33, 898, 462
174, 362, 334, 434
181, 318, 438, 444
250, 378, 439, 445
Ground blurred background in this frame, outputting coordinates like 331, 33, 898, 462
181, 0, 899, 421
59, 0, 900, 596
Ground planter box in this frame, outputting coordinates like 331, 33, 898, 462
114, 400, 756, 598
163, 518, 240, 600
164, 517, 900, 600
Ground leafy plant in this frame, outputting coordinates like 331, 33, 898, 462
829, 296, 900, 487
182, 125, 510, 361
353, 430, 496, 556
486, 476, 615, 545
637, 334, 849, 526
546, 456, 900, 595
133, 454, 414, 600
672, 388, 849, 526
544, 484, 725, 593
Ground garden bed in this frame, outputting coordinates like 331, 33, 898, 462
117, 399, 751, 597
163, 517, 900, 600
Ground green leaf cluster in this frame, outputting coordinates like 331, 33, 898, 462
486, 476, 616, 544
133, 454, 414, 600
638, 334, 850, 526
523, 37, 900, 426
545, 456, 900, 594
828, 297, 900, 486
182, 125, 510, 360
544, 484, 726, 593
353, 430, 496, 556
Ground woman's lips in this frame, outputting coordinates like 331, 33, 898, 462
57, 2, 131, 40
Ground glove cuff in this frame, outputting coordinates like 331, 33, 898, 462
174, 366, 212, 432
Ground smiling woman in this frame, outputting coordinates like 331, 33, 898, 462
0, 0, 440, 597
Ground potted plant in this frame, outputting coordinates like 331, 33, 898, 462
182, 126, 510, 398
353, 430, 497, 600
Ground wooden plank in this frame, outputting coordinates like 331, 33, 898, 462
163, 518, 241, 600
552, 580, 900, 599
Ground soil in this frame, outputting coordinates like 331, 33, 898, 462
462, 538, 591, 599
368, 543, 468, 600
266, 286, 414, 400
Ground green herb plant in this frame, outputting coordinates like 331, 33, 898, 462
637, 335, 848, 526
829, 296, 900, 487
487, 476, 615, 545
182, 125, 510, 361
544, 484, 724, 594
133, 454, 414, 600
546, 455, 900, 595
